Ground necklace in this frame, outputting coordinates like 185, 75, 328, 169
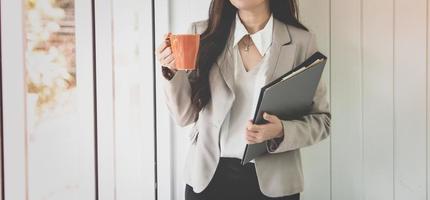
242, 34, 253, 52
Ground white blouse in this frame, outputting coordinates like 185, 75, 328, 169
219, 13, 274, 161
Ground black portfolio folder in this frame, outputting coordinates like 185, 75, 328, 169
241, 52, 327, 165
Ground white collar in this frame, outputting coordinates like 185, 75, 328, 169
233, 13, 273, 56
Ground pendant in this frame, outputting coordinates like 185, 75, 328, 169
244, 45, 249, 52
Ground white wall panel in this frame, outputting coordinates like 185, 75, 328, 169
70, 1, 97, 198
362, 0, 395, 199
394, 0, 428, 199
299, 0, 331, 199
1, 0, 27, 198
94, 0, 116, 199
111, 0, 156, 199
154, 0, 174, 198
330, 0, 363, 199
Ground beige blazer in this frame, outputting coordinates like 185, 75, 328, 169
161, 17, 331, 197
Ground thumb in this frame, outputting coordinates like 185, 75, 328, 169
263, 112, 277, 123
163, 32, 172, 40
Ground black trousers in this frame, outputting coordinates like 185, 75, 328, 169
185, 157, 300, 200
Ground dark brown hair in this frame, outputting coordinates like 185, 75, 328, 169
189, 0, 307, 119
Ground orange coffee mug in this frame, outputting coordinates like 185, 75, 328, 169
166, 32, 200, 70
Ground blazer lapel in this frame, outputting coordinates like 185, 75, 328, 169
216, 26, 235, 94
263, 19, 296, 85
216, 18, 296, 93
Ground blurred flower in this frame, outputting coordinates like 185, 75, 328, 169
25, 0, 76, 120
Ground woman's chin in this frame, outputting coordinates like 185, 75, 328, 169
230, 0, 267, 11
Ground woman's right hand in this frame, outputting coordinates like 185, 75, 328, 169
156, 34, 177, 73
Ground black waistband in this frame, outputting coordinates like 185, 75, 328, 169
219, 157, 254, 167
217, 157, 255, 176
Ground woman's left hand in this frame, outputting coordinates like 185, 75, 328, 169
245, 112, 284, 144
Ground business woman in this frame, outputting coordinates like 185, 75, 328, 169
156, 0, 331, 199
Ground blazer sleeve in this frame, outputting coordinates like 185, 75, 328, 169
267, 32, 331, 153
160, 22, 198, 127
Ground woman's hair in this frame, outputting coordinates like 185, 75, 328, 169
189, 0, 308, 118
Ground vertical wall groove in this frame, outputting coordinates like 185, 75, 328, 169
21, 2, 29, 199
393, 0, 396, 199
0, 1, 3, 199
91, 0, 100, 199
360, 0, 365, 197
426, 0, 429, 197
0, 0, 4, 198
110, 0, 118, 198
329, 0, 332, 198
151, 0, 158, 199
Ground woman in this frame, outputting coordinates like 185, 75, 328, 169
156, 0, 331, 199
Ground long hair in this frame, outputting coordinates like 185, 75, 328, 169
189, 0, 307, 119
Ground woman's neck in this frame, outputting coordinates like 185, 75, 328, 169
237, 3, 271, 34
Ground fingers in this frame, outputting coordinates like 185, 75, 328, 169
156, 33, 171, 55
156, 40, 168, 53
245, 116, 284, 144
246, 119, 273, 144
155, 37, 176, 69
157, 48, 175, 67
247, 122, 262, 132
246, 120, 261, 144
246, 126, 268, 144
263, 112, 279, 123
156, 33, 172, 54
166, 57, 176, 66
246, 136, 258, 144
159, 47, 172, 60
246, 129, 260, 144
162, 51, 174, 64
